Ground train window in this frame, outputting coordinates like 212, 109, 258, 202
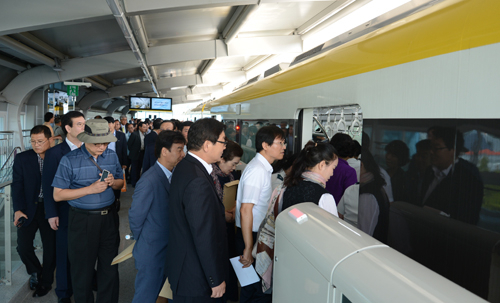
312, 105, 363, 143
236, 120, 295, 164
362, 118, 500, 301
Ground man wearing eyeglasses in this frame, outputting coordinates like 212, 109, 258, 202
12, 125, 56, 298
167, 118, 228, 303
52, 119, 124, 303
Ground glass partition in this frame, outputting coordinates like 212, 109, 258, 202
362, 118, 500, 302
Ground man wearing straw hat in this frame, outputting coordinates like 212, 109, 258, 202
52, 119, 124, 303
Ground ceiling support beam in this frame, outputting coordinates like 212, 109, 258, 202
148, 36, 299, 67
77, 81, 151, 110
0, 35, 55, 67
199, 59, 216, 77
124, 0, 332, 15
106, 99, 128, 116
107, 0, 159, 95
0, 53, 27, 71
83, 78, 108, 90
130, 15, 149, 54
13, 32, 66, 59
124, 0, 257, 15
91, 76, 113, 87
156, 74, 203, 90
147, 40, 227, 66
223, 5, 259, 44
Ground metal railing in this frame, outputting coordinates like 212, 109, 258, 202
0, 147, 21, 286
22, 129, 31, 150
0, 132, 14, 165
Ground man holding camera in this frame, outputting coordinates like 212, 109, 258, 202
52, 119, 123, 303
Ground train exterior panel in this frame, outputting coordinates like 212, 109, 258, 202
202, 0, 500, 301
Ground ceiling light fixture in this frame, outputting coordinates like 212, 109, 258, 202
302, 0, 411, 51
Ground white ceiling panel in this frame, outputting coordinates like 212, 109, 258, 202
155, 61, 203, 78
143, 7, 233, 42
238, 2, 334, 33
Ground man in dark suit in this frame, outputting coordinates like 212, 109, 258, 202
105, 116, 127, 210
421, 126, 483, 225
43, 111, 86, 303
142, 119, 176, 173
128, 121, 148, 186
167, 118, 228, 303
13, 125, 56, 298
129, 131, 185, 303
142, 118, 162, 173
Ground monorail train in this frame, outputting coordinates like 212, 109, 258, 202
191, 0, 500, 301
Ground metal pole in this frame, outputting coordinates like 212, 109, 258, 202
3, 185, 12, 285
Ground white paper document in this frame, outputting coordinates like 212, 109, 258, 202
230, 256, 260, 287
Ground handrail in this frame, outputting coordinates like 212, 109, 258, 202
313, 116, 330, 142
0, 147, 21, 189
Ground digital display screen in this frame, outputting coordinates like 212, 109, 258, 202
151, 98, 172, 111
130, 97, 151, 109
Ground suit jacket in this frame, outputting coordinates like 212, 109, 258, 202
127, 131, 142, 161
42, 141, 71, 222
421, 158, 483, 225
129, 162, 170, 266
166, 154, 228, 297
142, 145, 156, 174
144, 131, 158, 148
12, 149, 42, 227
115, 130, 127, 166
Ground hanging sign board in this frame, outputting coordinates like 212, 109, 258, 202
67, 85, 79, 97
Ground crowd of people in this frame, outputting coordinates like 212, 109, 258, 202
12, 111, 479, 303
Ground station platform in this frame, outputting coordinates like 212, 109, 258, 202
2, 188, 138, 303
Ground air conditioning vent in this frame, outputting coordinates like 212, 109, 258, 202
289, 44, 324, 67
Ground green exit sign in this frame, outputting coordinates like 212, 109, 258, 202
67, 85, 79, 96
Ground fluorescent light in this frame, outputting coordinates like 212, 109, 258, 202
303, 0, 411, 51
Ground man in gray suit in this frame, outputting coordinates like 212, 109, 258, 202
129, 130, 186, 303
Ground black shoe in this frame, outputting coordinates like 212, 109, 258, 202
29, 273, 38, 290
58, 297, 71, 303
33, 285, 51, 297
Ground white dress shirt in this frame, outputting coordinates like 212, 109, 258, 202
108, 130, 116, 151
188, 151, 213, 175
65, 138, 81, 151
236, 153, 273, 231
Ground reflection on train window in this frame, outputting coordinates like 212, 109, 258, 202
362, 119, 500, 302
233, 120, 296, 164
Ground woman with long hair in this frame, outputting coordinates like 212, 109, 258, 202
281, 141, 340, 215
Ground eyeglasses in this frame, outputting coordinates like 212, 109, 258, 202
216, 140, 228, 146
273, 141, 287, 147
94, 142, 110, 147
30, 140, 48, 146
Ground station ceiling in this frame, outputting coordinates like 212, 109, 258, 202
0, 0, 408, 114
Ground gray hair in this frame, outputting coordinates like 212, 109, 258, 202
120, 115, 127, 119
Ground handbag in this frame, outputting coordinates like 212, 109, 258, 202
252, 183, 285, 294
